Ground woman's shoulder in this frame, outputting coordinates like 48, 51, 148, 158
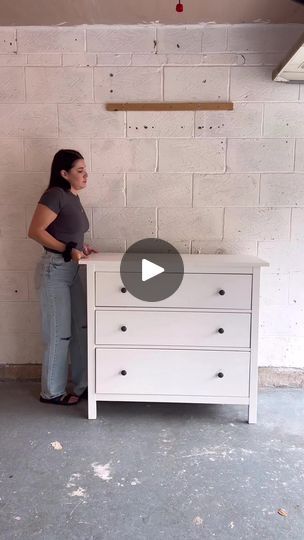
39, 186, 66, 209
44, 186, 65, 195
40, 186, 66, 200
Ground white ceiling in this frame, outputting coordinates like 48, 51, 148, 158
0, 0, 303, 26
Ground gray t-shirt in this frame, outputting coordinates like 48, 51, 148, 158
39, 187, 89, 251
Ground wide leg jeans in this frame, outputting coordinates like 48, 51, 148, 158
39, 252, 87, 399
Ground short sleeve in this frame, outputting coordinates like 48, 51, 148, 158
38, 187, 63, 214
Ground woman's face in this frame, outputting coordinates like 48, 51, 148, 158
62, 159, 88, 193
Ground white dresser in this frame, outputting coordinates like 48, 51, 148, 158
80, 254, 268, 422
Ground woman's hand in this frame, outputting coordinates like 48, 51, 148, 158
83, 244, 98, 256
71, 248, 87, 262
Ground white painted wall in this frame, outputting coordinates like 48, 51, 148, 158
0, 23, 303, 368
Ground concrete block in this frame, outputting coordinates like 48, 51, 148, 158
97, 53, 131, 67
0, 104, 58, 137
242, 53, 282, 66
156, 27, 203, 53
192, 239, 257, 255
0, 301, 41, 333
195, 103, 263, 138
259, 337, 304, 369
0, 172, 48, 205
291, 208, 304, 240
24, 139, 91, 172
133, 54, 167, 66
166, 54, 203, 65
258, 241, 304, 272
94, 66, 161, 102
26, 67, 93, 103
27, 53, 62, 66
0, 239, 41, 270
260, 304, 304, 337
17, 27, 85, 53
0, 207, 26, 238
193, 173, 259, 206
224, 207, 291, 240
0, 28, 16, 53
126, 238, 191, 254
126, 173, 192, 207
164, 66, 229, 100
228, 24, 304, 52
86, 26, 155, 53
97, 53, 131, 66
0, 333, 43, 365
264, 103, 304, 138
80, 174, 125, 207
91, 238, 126, 253
158, 207, 223, 240
0, 67, 25, 102
260, 272, 289, 305
202, 26, 227, 52
0, 271, 28, 301
127, 111, 194, 138
295, 139, 304, 171
202, 53, 242, 65
58, 104, 124, 138
227, 139, 294, 172
260, 174, 304, 206
92, 208, 156, 239
62, 53, 96, 66
230, 67, 299, 101
0, 139, 24, 171
91, 139, 156, 172
289, 272, 304, 306
159, 139, 225, 173
0, 54, 27, 66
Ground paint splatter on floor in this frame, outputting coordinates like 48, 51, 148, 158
51, 441, 63, 450
91, 462, 112, 481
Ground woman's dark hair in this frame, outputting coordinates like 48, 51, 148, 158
47, 149, 84, 191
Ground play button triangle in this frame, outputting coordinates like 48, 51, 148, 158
142, 258, 164, 282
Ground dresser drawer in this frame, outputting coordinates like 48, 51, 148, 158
95, 272, 252, 310
96, 349, 250, 397
95, 310, 251, 348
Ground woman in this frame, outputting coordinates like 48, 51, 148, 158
28, 149, 95, 405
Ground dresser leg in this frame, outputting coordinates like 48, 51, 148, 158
248, 404, 257, 424
88, 397, 97, 420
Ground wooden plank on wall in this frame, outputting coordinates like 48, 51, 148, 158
106, 102, 234, 111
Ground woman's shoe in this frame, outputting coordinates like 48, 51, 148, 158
39, 393, 80, 406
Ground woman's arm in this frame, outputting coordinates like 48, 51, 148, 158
28, 203, 65, 252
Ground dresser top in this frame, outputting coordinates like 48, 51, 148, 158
80, 253, 269, 271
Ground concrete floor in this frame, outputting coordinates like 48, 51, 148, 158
0, 383, 303, 540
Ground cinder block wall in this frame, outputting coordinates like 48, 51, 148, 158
0, 23, 303, 371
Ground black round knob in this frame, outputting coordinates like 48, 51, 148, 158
121, 370, 127, 376
121, 325, 127, 332
121, 287, 127, 293
218, 328, 224, 334
219, 289, 225, 296
218, 372, 224, 378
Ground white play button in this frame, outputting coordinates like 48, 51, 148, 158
120, 238, 184, 301
142, 258, 164, 282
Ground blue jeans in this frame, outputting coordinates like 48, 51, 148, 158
39, 252, 87, 399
